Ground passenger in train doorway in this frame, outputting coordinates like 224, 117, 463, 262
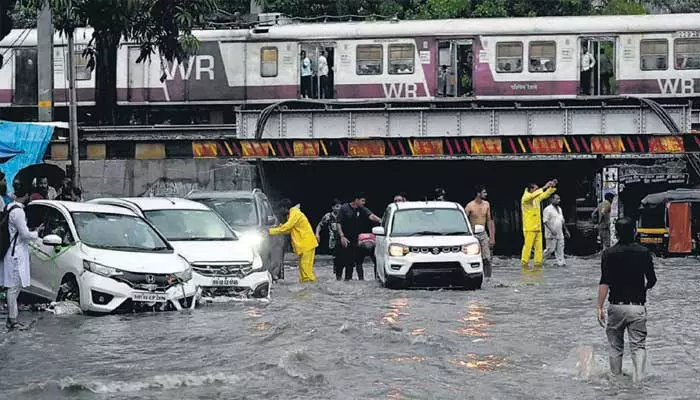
598, 51, 613, 95
300, 51, 312, 99
336, 193, 382, 281
466, 186, 496, 278
580, 45, 596, 95
318, 50, 330, 99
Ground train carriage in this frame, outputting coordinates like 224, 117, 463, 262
0, 13, 699, 116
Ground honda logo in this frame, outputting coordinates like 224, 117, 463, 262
145, 275, 156, 284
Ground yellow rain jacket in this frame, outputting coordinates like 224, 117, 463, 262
521, 187, 557, 232
269, 205, 318, 255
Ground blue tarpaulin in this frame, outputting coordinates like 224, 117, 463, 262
0, 120, 55, 194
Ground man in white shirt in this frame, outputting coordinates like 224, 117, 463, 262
581, 45, 596, 95
300, 51, 312, 99
543, 194, 570, 267
317, 50, 329, 99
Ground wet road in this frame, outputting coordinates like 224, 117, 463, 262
1, 256, 698, 400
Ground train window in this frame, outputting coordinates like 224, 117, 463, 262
73, 44, 92, 80
674, 39, 700, 70
260, 47, 278, 77
388, 44, 414, 75
640, 39, 668, 71
496, 42, 523, 73
529, 41, 556, 73
356, 45, 382, 75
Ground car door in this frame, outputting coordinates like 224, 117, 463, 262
375, 207, 392, 280
25, 204, 54, 299
260, 195, 285, 268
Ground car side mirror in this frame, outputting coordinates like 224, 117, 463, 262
372, 226, 385, 236
42, 234, 63, 247
266, 215, 276, 225
473, 224, 485, 234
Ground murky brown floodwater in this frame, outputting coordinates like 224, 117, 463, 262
1, 255, 698, 400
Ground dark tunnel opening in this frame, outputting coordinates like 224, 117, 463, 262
260, 159, 605, 257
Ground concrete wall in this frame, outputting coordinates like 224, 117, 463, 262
48, 159, 258, 199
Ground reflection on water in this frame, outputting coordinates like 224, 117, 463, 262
451, 300, 494, 337
449, 353, 506, 371
382, 297, 409, 326
521, 263, 544, 284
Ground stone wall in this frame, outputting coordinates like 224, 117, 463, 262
47, 159, 258, 199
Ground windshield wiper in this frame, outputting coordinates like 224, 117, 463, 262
408, 231, 444, 236
442, 231, 471, 236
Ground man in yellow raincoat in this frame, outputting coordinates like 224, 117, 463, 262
268, 199, 318, 282
521, 179, 557, 266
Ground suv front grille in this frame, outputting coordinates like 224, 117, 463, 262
411, 262, 462, 270
409, 246, 461, 255
114, 272, 172, 292
192, 263, 253, 278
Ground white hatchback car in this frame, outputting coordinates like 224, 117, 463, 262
373, 201, 484, 290
89, 198, 271, 299
24, 201, 198, 313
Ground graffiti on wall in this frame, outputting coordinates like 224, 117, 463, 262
141, 177, 203, 198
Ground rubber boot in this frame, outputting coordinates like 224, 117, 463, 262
632, 350, 646, 383
609, 355, 623, 376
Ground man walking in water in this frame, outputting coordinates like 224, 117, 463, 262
543, 194, 570, 267
597, 217, 656, 382
520, 180, 557, 267
593, 193, 615, 251
465, 186, 495, 278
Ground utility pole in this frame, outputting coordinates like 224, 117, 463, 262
66, 0, 80, 185
37, 0, 54, 122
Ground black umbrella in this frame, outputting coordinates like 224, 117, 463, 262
14, 163, 66, 190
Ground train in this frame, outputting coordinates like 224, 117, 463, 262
0, 13, 699, 122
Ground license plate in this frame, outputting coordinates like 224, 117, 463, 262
640, 237, 662, 244
132, 292, 168, 303
211, 278, 239, 287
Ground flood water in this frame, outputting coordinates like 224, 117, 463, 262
1, 256, 698, 400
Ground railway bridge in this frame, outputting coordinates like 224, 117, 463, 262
48, 98, 700, 255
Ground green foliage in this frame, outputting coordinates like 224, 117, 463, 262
597, 0, 647, 15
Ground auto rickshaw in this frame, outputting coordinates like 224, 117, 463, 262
637, 189, 700, 256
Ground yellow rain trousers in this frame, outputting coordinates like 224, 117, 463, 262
269, 205, 318, 282
520, 187, 557, 265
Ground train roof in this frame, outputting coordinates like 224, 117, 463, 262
640, 189, 700, 208
2, 13, 700, 47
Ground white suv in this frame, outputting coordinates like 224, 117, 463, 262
89, 198, 271, 300
373, 201, 483, 290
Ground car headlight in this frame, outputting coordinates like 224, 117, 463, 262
241, 254, 266, 275
462, 243, 481, 256
389, 244, 409, 257
240, 232, 264, 249
174, 267, 193, 282
83, 260, 124, 277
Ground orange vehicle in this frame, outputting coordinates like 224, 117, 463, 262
637, 189, 700, 256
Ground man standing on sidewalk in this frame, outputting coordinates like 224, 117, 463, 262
597, 217, 656, 382
543, 194, 570, 267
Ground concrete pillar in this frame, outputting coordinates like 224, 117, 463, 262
37, 1, 54, 122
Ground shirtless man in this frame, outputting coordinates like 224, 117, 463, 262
465, 186, 496, 278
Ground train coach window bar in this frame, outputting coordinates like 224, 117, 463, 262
389, 44, 415, 74
640, 39, 668, 71
260, 47, 279, 77
356, 44, 382, 75
674, 38, 700, 70
529, 41, 556, 72
496, 42, 523, 73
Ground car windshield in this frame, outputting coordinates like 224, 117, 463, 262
195, 198, 259, 227
143, 209, 237, 241
71, 212, 171, 252
390, 208, 472, 236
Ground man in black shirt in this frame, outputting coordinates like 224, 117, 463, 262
597, 217, 657, 382
336, 192, 381, 281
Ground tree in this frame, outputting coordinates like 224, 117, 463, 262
27, 0, 219, 124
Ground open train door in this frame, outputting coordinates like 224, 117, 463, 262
298, 41, 336, 99
579, 36, 617, 96
667, 201, 692, 254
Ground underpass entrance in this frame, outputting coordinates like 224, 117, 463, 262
261, 159, 602, 256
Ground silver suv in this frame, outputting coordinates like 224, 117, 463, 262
186, 189, 286, 280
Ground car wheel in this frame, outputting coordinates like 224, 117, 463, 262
466, 276, 483, 290
57, 275, 81, 304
